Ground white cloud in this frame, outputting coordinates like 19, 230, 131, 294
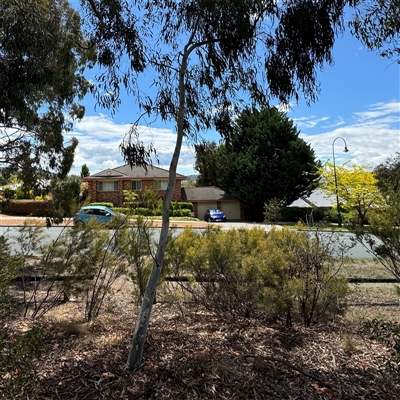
353, 100, 400, 123
65, 115, 197, 176
321, 117, 345, 129
65, 100, 399, 177
292, 115, 330, 129
300, 100, 400, 169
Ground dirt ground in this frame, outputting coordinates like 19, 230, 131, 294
3, 275, 400, 400
3, 216, 400, 399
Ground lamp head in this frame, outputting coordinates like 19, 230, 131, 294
344, 146, 349, 153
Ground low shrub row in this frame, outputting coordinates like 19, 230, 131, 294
279, 206, 326, 222
0, 200, 194, 219
89, 202, 114, 208
112, 207, 192, 217
0, 200, 53, 216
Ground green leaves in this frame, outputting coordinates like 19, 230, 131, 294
83, 0, 353, 164
320, 162, 384, 226
0, 0, 94, 190
350, 0, 400, 61
217, 107, 320, 220
164, 226, 349, 325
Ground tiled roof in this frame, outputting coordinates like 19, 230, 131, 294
86, 164, 187, 180
289, 190, 336, 208
182, 186, 237, 201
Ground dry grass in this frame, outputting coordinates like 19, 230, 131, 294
341, 258, 394, 279
339, 258, 400, 324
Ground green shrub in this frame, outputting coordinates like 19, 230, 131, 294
263, 228, 349, 326
171, 209, 180, 217
325, 208, 339, 223
133, 207, 153, 216
117, 216, 157, 303
112, 207, 131, 215
89, 202, 114, 208
152, 207, 162, 216
264, 198, 281, 223
0, 199, 53, 216
342, 210, 369, 226
122, 190, 138, 208
14, 186, 34, 200
179, 202, 193, 212
14, 221, 129, 321
170, 201, 193, 212
51, 175, 82, 217
171, 208, 191, 217
0, 236, 44, 398
280, 206, 326, 222
0, 324, 45, 398
190, 227, 284, 320
164, 226, 349, 326
180, 209, 192, 217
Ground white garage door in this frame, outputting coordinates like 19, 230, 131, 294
197, 202, 217, 220
221, 202, 241, 220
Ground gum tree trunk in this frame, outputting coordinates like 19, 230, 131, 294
126, 41, 192, 371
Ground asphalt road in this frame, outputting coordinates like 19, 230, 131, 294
0, 214, 277, 230
1, 221, 373, 258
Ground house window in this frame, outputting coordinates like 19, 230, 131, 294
98, 181, 119, 191
154, 180, 168, 190
131, 180, 142, 191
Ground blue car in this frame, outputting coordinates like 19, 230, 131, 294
73, 205, 121, 227
204, 209, 227, 222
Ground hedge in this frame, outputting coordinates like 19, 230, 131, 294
112, 207, 192, 218
0, 200, 54, 216
112, 207, 131, 215
89, 202, 114, 208
280, 206, 326, 222
170, 202, 193, 212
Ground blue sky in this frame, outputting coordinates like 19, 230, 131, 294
65, 18, 399, 177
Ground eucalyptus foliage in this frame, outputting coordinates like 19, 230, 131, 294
350, 0, 400, 61
80, 0, 379, 370
0, 0, 94, 193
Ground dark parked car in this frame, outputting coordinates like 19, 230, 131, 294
204, 209, 227, 222
73, 205, 123, 227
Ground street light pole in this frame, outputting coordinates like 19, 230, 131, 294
332, 137, 349, 227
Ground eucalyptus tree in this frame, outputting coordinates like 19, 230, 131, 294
350, 0, 400, 61
81, 0, 358, 370
0, 0, 94, 194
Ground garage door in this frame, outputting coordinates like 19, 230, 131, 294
221, 202, 241, 220
197, 202, 217, 220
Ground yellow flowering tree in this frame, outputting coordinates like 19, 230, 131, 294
320, 162, 385, 226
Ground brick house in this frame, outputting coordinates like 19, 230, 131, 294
84, 164, 186, 207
